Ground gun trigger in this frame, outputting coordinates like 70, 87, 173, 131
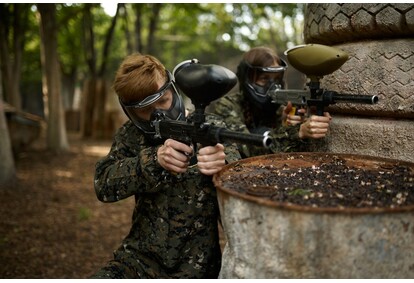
186, 144, 197, 166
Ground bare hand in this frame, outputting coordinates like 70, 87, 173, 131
197, 143, 226, 176
299, 112, 332, 139
157, 139, 193, 173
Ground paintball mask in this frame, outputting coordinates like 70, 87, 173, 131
237, 59, 287, 110
119, 70, 185, 135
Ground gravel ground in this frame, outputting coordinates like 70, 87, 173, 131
0, 133, 135, 279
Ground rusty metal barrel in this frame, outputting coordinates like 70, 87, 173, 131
213, 153, 414, 278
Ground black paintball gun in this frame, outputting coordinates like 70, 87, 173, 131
151, 59, 272, 150
269, 44, 379, 116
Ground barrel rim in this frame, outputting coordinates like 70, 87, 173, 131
213, 152, 414, 214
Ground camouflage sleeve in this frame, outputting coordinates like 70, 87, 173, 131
94, 122, 170, 202
269, 124, 310, 153
212, 92, 311, 158
212, 92, 247, 132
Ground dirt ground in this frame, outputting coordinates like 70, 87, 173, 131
0, 133, 135, 279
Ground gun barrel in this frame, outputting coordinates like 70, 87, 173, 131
333, 93, 379, 105
215, 128, 273, 148
155, 119, 273, 148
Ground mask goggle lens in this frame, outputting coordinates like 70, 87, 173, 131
118, 70, 186, 135
250, 61, 287, 82
250, 72, 285, 97
120, 70, 177, 109
246, 59, 287, 97
252, 65, 287, 73
248, 57, 287, 74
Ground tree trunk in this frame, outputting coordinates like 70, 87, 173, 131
92, 78, 107, 138
0, 86, 16, 186
80, 4, 96, 138
38, 4, 69, 152
61, 68, 77, 110
146, 4, 161, 55
80, 77, 95, 137
120, 4, 133, 54
0, 105, 15, 186
134, 4, 144, 53
91, 4, 119, 139
0, 3, 28, 110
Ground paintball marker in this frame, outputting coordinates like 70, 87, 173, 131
269, 44, 379, 116
151, 59, 272, 150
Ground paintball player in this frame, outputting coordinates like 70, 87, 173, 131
213, 46, 332, 158
90, 54, 240, 278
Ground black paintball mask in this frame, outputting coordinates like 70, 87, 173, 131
119, 70, 185, 136
237, 58, 287, 110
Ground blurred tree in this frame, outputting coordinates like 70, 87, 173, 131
57, 4, 84, 111
2, 3, 304, 148
38, 3, 69, 152
229, 3, 304, 51
125, 3, 163, 55
80, 3, 120, 138
0, 85, 16, 186
0, 3, 31, 110
119, 3, 304, 69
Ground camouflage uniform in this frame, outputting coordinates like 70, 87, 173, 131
90, 115, 240, 279
213, 91, 310, 158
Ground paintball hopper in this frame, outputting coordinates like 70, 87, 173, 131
285, 44, 349, 79
173, 59, 237, 108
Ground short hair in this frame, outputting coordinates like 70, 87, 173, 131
113, 53, 167, 104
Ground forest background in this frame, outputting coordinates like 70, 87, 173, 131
0, 3, 305, 183
0, 3, 305, 278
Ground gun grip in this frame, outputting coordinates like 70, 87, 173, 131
283, 106, 297, 126
289, 106, 297, 116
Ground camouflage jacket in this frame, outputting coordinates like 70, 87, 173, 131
212, 91, 310, 158
94, 117, 240, 278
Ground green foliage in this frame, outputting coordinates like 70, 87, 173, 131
21, 4, 42, 84
77, 207, 91, 221
15, 3, 304, 108
111, 3, 304, 69
56, 4, 84, 75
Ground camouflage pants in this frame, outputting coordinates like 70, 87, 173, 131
89, 260, 138, 279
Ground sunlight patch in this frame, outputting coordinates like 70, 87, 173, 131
54, 170, 73, 178
84, 145, 110, 157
